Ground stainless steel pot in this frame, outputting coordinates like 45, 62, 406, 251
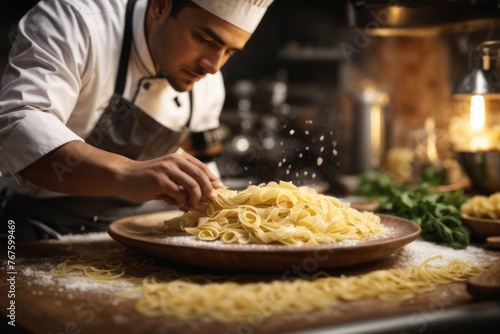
455, 150, 500, 194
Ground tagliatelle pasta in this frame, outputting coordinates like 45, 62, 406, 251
130, 257, 488, 322
461, 192, 500, 219
50, 249, 492, 323
158, 181, 385, 245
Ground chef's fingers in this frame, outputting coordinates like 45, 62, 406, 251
158, 159, 208, 210
155, 194, 176, 206
155, 194, 191, 211
155, 175, 190, 209
168, 171, 207, 210
177, 150, 223, 185
175, 155, 222, 204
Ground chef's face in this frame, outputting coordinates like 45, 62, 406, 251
146, 0, 251, 92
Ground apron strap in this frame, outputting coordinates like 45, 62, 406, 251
113, 0, 193, 125
186, 90, 193, 128
114, 0, 138, 95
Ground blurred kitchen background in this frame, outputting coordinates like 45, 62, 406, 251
2, 0, 500, 195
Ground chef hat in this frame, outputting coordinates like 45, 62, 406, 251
190, 0, 274, 34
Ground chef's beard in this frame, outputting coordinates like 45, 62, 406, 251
157, 71, 194, 93
157, 71, 169, 78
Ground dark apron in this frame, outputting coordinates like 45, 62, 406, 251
85, 0, 192, 160
0, 0, 192, 240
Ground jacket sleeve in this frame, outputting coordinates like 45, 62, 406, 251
0, 0, 92, 182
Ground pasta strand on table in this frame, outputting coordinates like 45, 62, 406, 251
50, 250, 492, 323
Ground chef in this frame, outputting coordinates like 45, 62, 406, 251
0, 0, 274, 239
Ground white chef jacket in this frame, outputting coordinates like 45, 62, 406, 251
0, 0, 225, 196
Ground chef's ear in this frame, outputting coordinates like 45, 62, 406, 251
149, 0, 172, 18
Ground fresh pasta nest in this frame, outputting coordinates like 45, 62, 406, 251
460, 192, 500, 219
160, 181, 385, 245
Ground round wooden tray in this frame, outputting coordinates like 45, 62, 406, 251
107, 211, 421, 273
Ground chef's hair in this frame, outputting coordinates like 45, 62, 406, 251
147, 0, 200, 18
171, 0, 200, 17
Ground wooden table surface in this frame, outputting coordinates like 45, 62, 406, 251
1, 233, 500, 334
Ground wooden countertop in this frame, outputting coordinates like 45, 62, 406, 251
1, 233, 500, 334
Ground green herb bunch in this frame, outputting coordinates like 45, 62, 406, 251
355, 170, 470, 249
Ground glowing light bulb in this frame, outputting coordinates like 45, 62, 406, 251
469, 95, 489, 151
470, 95, 485, 132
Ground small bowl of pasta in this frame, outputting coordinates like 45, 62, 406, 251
460, 193, 500, 239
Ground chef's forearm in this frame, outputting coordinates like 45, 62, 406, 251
19, 141, 127, 198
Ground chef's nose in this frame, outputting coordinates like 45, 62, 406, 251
198, 51, 224, 74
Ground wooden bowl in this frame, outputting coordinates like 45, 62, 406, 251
461, 214, 500, 239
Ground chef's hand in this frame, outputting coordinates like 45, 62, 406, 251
121, 151, 223, 210
19, 141, 223, 210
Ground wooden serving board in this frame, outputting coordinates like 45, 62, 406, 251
1, 232, 499, 334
